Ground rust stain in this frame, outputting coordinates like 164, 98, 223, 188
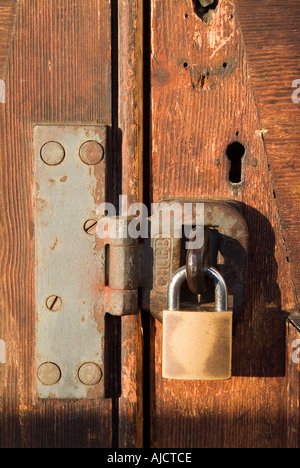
93, 305, 105, 335
50, 236, 58, 251
87, 381, 103, 399
60, 175, 68, 183
93, 130, 106, 207
152, 66, 170, 85
37, 197, 47, 209
189, 59, 237, 92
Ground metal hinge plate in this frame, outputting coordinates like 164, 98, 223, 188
34, 125, 108, 399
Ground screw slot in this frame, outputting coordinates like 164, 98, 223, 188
46, 295, 62, 312
84, 219, 98, 235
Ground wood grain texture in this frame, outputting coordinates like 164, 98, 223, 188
286, 320, 300, 448
0, 0, 113, 448
0, 0, 18, 79
118, 0, 143, 448
150, 0, 298, 448
235, 0, 300, 307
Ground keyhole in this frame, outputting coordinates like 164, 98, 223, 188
226, 141, 245, 184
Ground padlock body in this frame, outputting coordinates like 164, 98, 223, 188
162, 310, 232, 380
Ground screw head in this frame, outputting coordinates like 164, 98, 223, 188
46, 295, 62, 312
79, 141, 104, 165
78, 363, 102, 386
83, 219, 98, 235
38, 362, 61, 386
40, 141, 65, 166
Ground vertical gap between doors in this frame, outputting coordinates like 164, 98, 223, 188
142, 0, 152, 450
111, 0, 121, 449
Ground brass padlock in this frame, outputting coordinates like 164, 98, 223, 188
162, 266, 232, 380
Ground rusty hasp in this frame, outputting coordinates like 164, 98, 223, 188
35, 126, 142, 399
186, 226, 218, 295
143, 200, 248, 323
34, 125, 109, 399
98, 216, 141, 317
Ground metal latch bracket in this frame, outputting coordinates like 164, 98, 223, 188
35, 125, 109, 399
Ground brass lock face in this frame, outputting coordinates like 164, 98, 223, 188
162, 266, 232, 381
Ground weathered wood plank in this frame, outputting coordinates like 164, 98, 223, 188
236, 0, 300, 307
150, 0, 297, 448
0, 0, 18, 79
286, 318, 300, 448
118, 0, 143, 448
0, 0, 113, 448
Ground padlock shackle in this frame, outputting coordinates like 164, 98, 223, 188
167, 266, 228, 311
204, 267, 228, 312
168, 266, 187, 311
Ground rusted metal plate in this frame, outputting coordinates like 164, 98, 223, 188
34, 125, 107, 399
143, 200, 248, 323
97, 217, 141, 317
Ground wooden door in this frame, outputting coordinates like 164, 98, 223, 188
1, 0, 300, 450
0, 0, 142, 448
148, 0, 300, 449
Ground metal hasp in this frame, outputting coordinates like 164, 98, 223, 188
186, 226, 219, 295
34, 125, 108, 399
145, 200, 248, 323
98, 216, 140, 318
